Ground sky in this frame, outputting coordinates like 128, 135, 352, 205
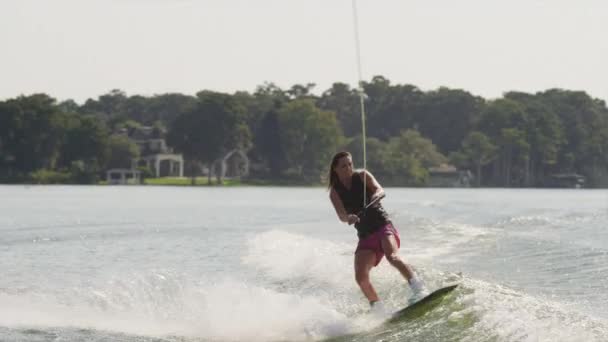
1, 0, 606, 104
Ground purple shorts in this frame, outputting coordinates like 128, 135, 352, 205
355, 222, 401, 266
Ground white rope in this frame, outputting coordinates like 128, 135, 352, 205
352, 0, 367, 207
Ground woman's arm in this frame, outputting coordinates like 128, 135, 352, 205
361, 170, 385, 202
330, 188, 360, 225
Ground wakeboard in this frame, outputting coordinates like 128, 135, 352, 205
388, 284, 459, 322
321, 284, 460, 341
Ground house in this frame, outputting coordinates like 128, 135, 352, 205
129, 126, 184, 178
428, 164, 472, 187
546, 173, 585, 188
209, 149, 250, 182
106, 168, 141, 185
105, 126, 184, 183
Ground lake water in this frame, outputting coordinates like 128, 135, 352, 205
0, 185, 607, 341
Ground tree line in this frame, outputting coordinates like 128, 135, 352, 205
1, 76, 607, 187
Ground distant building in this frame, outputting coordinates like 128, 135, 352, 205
106, 168, 141, 185
546, 173, 585, 188
222, 149, 250, 179
128, 126, 184, 178
209, 149, 250, 182
428, 164, 472, 187
106, 126, 184, 183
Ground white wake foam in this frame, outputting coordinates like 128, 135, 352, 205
0, 273, 367, 341
457, 278, 608, 342
242, 229, 355, 287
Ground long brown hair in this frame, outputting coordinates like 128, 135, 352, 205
327, 151, 351, 189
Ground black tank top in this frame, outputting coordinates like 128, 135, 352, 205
333, 172, 390, 238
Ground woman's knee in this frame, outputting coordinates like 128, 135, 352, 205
386, 252, 403, 265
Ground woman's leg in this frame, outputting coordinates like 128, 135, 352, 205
380, 234, 415, 282
354, 249, 379, 303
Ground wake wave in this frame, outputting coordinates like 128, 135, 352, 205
2, 229, 608, 342
0, 272, 361, 341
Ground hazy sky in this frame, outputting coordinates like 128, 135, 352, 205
1, 0, 606, 103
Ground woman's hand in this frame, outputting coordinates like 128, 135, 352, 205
347, 214, 360, 225
369, 190, 385, 204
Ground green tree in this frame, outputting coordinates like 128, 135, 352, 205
239, 83, 290, 179
167, 92, 251, 184
317, 82, 362, 137
477, 99, 528, 186
383, 129, 446, 186
0, 100, 22, 178
362, 76, 424, 140
106, 135, 140, 169
538, 89, 608, 186
235, 84, 290, 178
450, 131, 497, 186
498, 128, 530, 186
59, 114, 110, 182
277, 99, 343, 181
1, 94, 65, 174
342, 135, 386, 175
415, 87, 484, 154
81, 89, 128, 120
144, 93, 197, 125
504, 92, 564, 186
287, 83, 317, 100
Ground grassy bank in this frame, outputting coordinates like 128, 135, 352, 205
143, 177, 242, 186
139, 176, 321, 187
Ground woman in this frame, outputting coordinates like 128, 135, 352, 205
328, 151, 428, 308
